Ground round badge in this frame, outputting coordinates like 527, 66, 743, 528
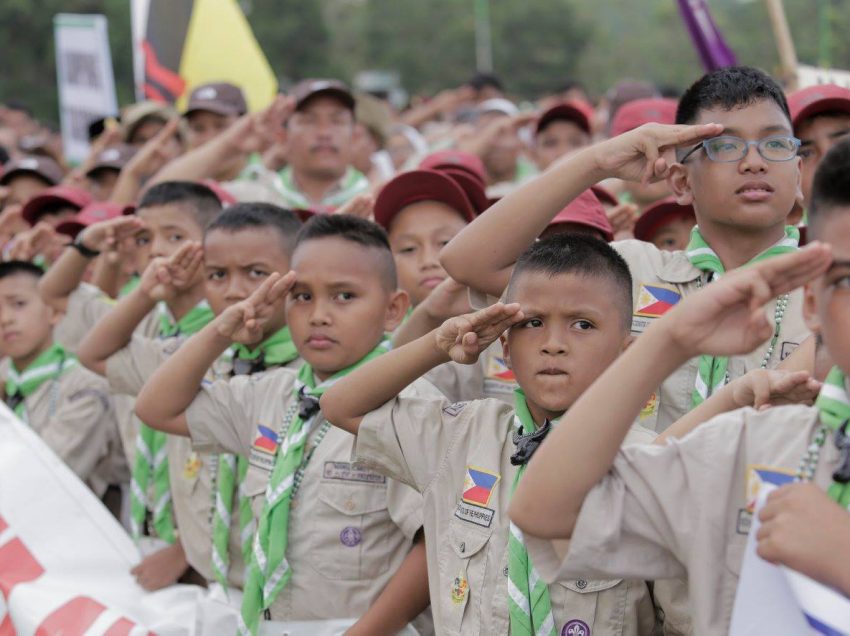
340, 526, 362, 547
562, 620, 590, 636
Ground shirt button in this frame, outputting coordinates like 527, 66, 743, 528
503, 566, 509, 577
459, 541, 466, 553
345, 500, 355, 511
576, 579, 587, 589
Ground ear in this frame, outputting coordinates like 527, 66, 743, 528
667, 163, 694, 206
500, 333, 512, 369
803, 281, 821, 334
793, 155, 803, 204
383, 289, 410, 332
47, 305, 62, 328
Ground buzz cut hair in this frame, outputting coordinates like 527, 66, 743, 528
809, 136, 850, 240
137, 181, 223, 231
205, 202, 302, 258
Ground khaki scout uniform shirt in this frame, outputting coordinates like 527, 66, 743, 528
525, 404, 833, 636
184, 367, 434, 620
354, 395, 658, 636
612, 240, 810, 433
426, 342, 517, 404
2, 361, 121, 497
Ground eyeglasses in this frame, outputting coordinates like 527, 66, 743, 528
679, 135, 801, 163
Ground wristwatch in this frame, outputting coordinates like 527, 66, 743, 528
71, 235, 100, 258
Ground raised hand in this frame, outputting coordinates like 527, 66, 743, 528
7, 222, 69, 263
729, 369, 822, 410
660, 243, 832, 360
77, 215, 146, 254
423, 277, 472, 322
214, 271, 296, 344
123, 118, 181, 179
224, 94, 296, 156
592, 122, 724, 184
139, 241, 204, 301
606, 201, 639, 240
434, 302, 524, 364
334, 193, 375, 220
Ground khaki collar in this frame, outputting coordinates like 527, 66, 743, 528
657, 249, 703, 285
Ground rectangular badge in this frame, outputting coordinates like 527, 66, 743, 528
745, 465, 796, 513
630, 315, 654, 335
455, 501, 495, 528
634, 284, 681, 318
323, 461, 386, 484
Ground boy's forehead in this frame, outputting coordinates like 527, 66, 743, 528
0, 273, 40, 293
693, 99, 792, 134
292, 237, 385, 283
511, 269, 620, 311
204, 227, 288, 263
138, 203, 202, 230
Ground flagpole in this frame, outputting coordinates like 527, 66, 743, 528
474, 0, 493, 73
764, 0, 799, 90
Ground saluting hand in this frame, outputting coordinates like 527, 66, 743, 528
434, 302, 524, 364
139, 241, 204, 301
214, 271, 296, 344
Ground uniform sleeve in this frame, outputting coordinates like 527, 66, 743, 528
354, 392, 474, 494
38, 369, 113, 485
104, 335, 172, 396
184, 371, 283, 456
53, 283, 114, 352
424, 360, 485, 403
386, 480, 426, 540
525, 410, 747, 584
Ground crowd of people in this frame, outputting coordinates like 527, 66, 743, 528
2, 62, 850, 635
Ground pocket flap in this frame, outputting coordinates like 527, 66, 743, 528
318, 483, 388, 516
449, 517, 492, 559
559, 577, 623, 594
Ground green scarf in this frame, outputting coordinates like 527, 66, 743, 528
232, 326, 298, 375
5, 344, 75, 420
508, 388, 557, 636
129, 302, 214, 544
238, 339, 391, 634
685, 225, 799, 407
815, 366, 850, 508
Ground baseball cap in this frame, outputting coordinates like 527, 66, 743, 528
436, 168, 490, 215
184, 82, 248, 118
85, 144, 136, 176
55, 201, 129, 238
121, 101, 178, 143
419, 151, 487, 187
610, 98, 678, 138
0, 155, 63, 186
374, 169, 476, 231
590, 184, 619, 207
201, 179, 238, 206
536, 100, 594, 135
788, 84, 850, 129
634, 198, 696, 243
22, 185, 93, 226
548, 189, 613, 241
291, 79, 355, 112
478, 98, 519, 118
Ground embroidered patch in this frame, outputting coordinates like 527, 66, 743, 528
639, 392, 658, 420
182, 453, 201, 480
340, 526, 362, 547
634, 284, 681, 318
451, 571, 469, 604
323, 461, 386, 484
780, 341, 800, 360
252, 425, 279, 454
454, 501, 495, 528
630, 315, 654, 335
442, 401, 468, 417
562, 620, 590, 636
462, 466, 500, 506
745, 465, 795, 513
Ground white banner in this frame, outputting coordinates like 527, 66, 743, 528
797, 64, 850, 90
53, 13, 119, 165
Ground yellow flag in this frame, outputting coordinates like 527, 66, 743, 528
177, 0, 277, 112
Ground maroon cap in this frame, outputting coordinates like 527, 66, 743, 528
548, 189, 613, 241
374, 169, 476, 231
0, 155, 63, 186
291, 79, 355, 112
200, 179, 238, 206
788, 84, 850, 130
419, 151, 487, 187
590, 184, 619, 207
610, 98, 678, 138
22, 185, 93, 226
86, 144, 136, 176
184, 82, 248, 117
55, 201, 128, 238
634, 198, 696, 243
438, 168, 490, 214
536, 100, 594, 135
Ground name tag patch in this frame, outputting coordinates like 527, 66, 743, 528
780, 341, 799, 360
323, 461, 386, 484
455, 501, 495, 527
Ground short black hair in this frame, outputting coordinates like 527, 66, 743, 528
205, 203, 302, 257
809, 137, 850, 239
676, 66, 790, 126
506, 234, 633, 330
137, 181, 223, 231
468, 72, 504, 93
0, 260, 44, 281
294, 214, 397, 289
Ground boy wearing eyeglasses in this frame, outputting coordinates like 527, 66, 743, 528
442, 66, 809, 434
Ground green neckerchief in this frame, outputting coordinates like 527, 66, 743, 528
119, 275, 141, 298
129, 301, 215, 544
508, 388, 557, 636
232, 326, 298, 375
239, 339, 391, 634
815, 366, 850, 508
685, 225, 799, 407
5, 344, 76, 420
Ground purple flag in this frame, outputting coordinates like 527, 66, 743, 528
677, 0, 737, 71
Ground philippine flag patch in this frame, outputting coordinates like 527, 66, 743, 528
253, 425, 279, 454
745, 465, 796, 513
634, 284, 682, 318
462, 466, 500, 507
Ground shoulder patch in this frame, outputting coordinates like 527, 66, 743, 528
442, 401, 468, 417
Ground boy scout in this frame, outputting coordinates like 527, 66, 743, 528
443, 66, 811, 434
509, 238, 836, 634
321, 233, 656, 636
135, 215, 436, 634
78, 204, 303, 593
0, 261, 122, 499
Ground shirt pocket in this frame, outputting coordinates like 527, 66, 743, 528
552, 578, 629, 635
308, 482, 395, 581
438, 517, 494, 635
